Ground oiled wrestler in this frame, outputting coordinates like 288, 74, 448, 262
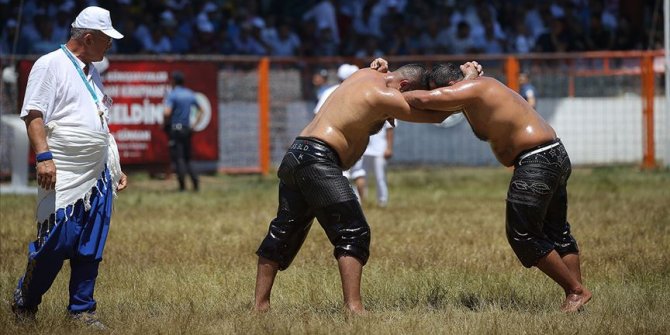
254, 60, 483, 314
403, 63, 592, 313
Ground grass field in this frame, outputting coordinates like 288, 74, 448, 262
1, 167, 669, 334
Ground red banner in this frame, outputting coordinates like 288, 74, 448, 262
18, 60, 219, 164
104, 61, 218, 163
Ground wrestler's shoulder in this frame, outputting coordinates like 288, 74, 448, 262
474, 76, 502, 87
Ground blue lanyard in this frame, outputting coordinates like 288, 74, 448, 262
60, 44, 99, 107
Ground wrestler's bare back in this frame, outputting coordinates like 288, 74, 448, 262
301, 69, 393, 169
407, 76, 557, 167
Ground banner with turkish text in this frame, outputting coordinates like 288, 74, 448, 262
104, 61, 218, 163
18, 60, 219, 164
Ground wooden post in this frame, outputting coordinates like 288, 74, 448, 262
568, 59, 575, 97
641, 54, 656, 169
258, 57, 271, 175
505, 56, 520, 92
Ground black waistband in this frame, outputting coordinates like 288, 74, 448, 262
514, 138, 561, 165
289, 137, 341, 165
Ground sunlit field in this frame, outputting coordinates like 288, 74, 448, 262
1, 167, 669, 334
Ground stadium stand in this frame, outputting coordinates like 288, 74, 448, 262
0, 0, 662, 57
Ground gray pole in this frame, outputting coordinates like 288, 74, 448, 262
665, 0, 670, 166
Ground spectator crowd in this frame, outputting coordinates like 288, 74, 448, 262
0, 0, 664, 57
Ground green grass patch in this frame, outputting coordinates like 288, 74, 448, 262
1, 167, 669, 334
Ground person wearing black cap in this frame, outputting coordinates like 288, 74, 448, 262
164, 71, 203, 191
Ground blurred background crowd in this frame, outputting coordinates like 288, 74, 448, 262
0, 0, 664, 57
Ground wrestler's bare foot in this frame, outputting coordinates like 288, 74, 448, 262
344, 302, 367, 316
560, 288, 592, 313
253, 301, 271, 313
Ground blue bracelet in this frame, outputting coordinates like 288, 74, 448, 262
36, 151, 53, 162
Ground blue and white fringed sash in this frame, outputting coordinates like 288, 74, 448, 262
35, 122, 121, 223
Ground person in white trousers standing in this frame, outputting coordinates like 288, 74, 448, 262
349, 122, 394, 207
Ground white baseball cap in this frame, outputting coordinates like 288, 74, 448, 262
71, 6, 124, 39
337, 64, 359, 81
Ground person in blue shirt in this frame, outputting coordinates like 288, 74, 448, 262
519, 71, 537, 109
164, 71, 202, 191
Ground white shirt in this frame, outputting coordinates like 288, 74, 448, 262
313, 84, 338, 114
20, 46, 109, 132
302, 0, 340, 44
351, 2, 387, 38
364, 122, 393, 157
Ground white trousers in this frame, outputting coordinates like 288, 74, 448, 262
362, 155, 388, 205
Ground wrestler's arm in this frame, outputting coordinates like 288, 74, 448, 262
461, 61, 483, 80
403, 79, 480, 113
370, 58, 389, 73
403, 107, 454, 123
376, 87, 453, 123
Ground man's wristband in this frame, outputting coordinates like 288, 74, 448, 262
36, 151, 53, 162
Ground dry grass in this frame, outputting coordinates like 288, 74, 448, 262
1, 167, 669, 334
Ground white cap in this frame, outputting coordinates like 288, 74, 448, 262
337, 64, 359, 81
71, 6, 124, 39
2, 65, 18, 84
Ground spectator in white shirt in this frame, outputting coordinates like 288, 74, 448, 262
302, 0, 339, 45
508, 21, 535, 54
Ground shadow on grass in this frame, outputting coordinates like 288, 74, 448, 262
368, 284, 537, 313
427, 285, 449, 310
457, 291, 535, 312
